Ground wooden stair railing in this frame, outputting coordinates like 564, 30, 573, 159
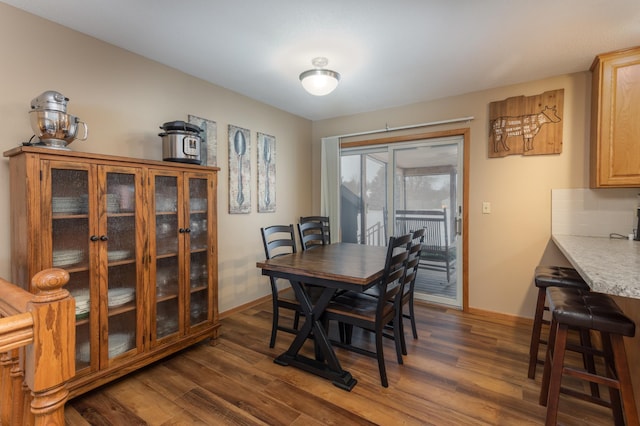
0, 268, 74, 426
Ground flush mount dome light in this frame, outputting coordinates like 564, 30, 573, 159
299, 57, 340, 96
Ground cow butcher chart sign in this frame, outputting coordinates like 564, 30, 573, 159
488, 89, 564, 157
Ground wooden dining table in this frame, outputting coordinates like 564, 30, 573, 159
256, 242, 388, 391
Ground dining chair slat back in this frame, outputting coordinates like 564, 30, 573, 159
260, 224, 303, 348
399, 228, 426, 353
298, 216, 331, 249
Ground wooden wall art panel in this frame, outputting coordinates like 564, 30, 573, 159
488, 89, 564, 158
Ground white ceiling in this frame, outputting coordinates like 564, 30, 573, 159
4, 0, 640, 121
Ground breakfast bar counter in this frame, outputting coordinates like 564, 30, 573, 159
552, 234, 640, 417
552, 234, 640, 299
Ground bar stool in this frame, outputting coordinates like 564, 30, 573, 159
528, 266, 590, 379
539, 287, 638, 426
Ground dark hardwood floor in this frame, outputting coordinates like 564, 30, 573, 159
65, 300, 616, 425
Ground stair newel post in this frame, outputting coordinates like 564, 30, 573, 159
25, 268, 75, 426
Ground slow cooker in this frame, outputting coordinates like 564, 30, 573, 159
159, 120, 202, 164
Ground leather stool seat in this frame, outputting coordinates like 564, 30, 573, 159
534, 266, 590, 290
528, 266, 590, 379
540, 287, 638, 426
548, 287, 635, 337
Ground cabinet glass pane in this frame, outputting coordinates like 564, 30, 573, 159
156, 176, 178, 213
156, 175, 179, 255
190, 251, 208, 326
189, 251, 208, 289
51, 168, 91, 368
75, 321, 91, 369
155, 175, 180, 339
156, 256, 179, 338
51, 169, 89, 267
106, 172, 137, 358
107, 310, 136, 359
189, 177, 209, 327
190, 289, 208, 325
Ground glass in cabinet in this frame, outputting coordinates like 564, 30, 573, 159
45, 161, 144, 374
150, 170, 214, 345
152, 173, 182, 341
100, 167, 143, 368
188, 176, 211, 328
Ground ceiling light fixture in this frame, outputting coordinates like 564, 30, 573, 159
299, 57, 340, 96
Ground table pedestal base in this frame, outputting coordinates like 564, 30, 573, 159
274, 353, 357, 391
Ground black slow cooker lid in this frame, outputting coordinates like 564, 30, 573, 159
160, 120, 202, 133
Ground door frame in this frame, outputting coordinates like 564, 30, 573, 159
340, 128, 470, 311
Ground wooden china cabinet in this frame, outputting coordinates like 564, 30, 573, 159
4, 145, 219, 397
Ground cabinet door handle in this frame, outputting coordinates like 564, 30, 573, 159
185, 228, 191, 233
90, 235, 99, 242
100, 235, 109, 241
179, 228, 186, 233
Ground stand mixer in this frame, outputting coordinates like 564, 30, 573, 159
28, 90, 88, 150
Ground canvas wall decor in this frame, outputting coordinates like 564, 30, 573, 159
257, 132, 276, 213
188, 115, 217, 166
488, 89, 564, 158
228, 125, 251, 214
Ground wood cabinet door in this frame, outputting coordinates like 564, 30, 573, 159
41, 159, 98, 375
148, 169, 186, 345
184, 171, 217, 333
97, 165, 145, 368
592, 48, 640, 187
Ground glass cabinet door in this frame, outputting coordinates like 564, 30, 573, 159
186, 174, 212, 329
101, 167, 143, 366
48, 162, 94, 373
151, 172, 183, 342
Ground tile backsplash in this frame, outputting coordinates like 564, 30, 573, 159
552, 188, 639, 237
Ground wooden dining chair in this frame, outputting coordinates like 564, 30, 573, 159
298, 216, 330, 250
362, 228, 425, 356
402, 228, 425, 343
323, 233, 412, 387
260, 225, 314, 348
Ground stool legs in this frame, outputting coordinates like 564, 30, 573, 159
528, 287, 547, 379
540, 318, 639, 426
607, 333, 639, 426
539, 317, 564, 421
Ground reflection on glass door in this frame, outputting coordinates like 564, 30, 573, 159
340, 136, 463, 308
340, 150, 388, 246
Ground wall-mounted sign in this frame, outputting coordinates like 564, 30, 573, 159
488, 89, 564, 158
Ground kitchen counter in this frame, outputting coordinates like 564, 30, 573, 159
552, 234, 640, 299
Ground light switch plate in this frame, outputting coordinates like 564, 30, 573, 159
482, 201, 491, 214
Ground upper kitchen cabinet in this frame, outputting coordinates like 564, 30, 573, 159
590, 46, 640, 187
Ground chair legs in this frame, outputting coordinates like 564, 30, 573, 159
269, 296, 279, 348
407, 295, 418, 339
375, 325, 388, 388
269, 299, 301, 348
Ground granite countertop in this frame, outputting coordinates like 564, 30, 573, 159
552, 234, 640, 299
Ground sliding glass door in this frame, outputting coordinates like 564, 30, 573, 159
340, 149, 388, 246
340, 136, 463, 307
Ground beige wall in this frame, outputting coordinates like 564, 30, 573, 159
0, 4, 312, 313
0, 3, 601, 320
312, 73, 592, 319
